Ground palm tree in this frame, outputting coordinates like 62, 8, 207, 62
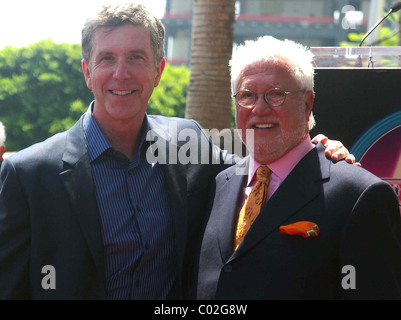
185, 0, 236, 131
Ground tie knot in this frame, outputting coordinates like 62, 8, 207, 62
256, 166, 271, 183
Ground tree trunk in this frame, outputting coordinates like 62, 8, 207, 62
185, 0, 236, 131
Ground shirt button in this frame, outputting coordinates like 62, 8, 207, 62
223, 265, 232, 273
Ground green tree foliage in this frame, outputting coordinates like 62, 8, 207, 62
0, 40, 91, 151
0, 40, 189, 151
148, 63, 189, 118
341, 26, 399, 47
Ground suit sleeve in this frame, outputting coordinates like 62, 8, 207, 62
340, 181, 401, 299
0, 158, 30, 299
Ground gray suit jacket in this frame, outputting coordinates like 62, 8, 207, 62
0, 113, 232, 299
196, 143, 401, 299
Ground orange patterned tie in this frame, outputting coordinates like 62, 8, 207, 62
234, 166, 271, 251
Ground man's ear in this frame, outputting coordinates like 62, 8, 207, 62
82, 59, 92, 90
304, 90, 314, 120
154, 58, 166, 88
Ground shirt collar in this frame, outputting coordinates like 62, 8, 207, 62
83, 101, 149, 162
248, 135, 315, 186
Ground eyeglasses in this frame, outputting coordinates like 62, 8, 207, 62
233, 88, 305, 109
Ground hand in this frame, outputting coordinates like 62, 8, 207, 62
312, 134, 361, 166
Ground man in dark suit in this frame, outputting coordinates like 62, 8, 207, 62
196, 36, 401, 300
0, 4, 353, 300
0, 3, 232, 300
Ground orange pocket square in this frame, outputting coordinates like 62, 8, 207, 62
279, 221, 319, 238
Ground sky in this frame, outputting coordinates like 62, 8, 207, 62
0, 0, 166, 49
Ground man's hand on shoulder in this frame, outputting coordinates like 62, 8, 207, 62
312, 134, 361, 167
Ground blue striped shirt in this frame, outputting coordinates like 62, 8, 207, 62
83, 105, 176, 300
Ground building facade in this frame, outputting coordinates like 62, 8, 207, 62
162, 0, 395, 65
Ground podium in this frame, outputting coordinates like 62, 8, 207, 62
310, 46, 401, 210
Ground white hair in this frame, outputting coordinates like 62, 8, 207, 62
229, 36, 316, 130
0, 122, 5, 146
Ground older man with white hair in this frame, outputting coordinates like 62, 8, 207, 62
196, 36, 401, 300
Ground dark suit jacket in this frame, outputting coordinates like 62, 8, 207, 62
196, 143, 401, 300
0, 113, 231, 299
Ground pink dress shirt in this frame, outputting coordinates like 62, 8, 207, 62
239, 135, 315, 209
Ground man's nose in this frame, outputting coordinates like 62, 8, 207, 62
113, 59, 131, 80
252, 94, 273, 116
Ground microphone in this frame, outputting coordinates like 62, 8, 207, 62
359, 1, 401, 46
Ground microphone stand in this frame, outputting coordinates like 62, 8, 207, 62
359, 2, 401, 47
360, 9, 394, 47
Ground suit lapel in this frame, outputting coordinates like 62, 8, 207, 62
216, 158, 248, 263
161, 159, 187, 281
147, 118, 188, 282
59, 117, 106, 283
230, 144, 330, 261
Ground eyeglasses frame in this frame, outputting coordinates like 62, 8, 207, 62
233, 88, 306, 109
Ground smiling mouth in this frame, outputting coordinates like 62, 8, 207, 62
110, 90, 136, 96
253, 123, 276, 129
